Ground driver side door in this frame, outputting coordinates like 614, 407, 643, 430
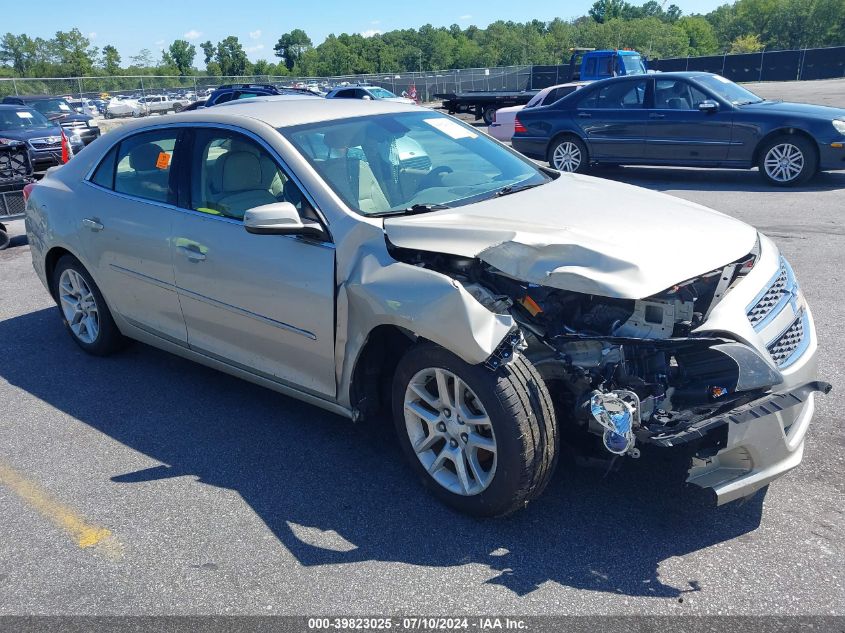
171, 126, 337, 397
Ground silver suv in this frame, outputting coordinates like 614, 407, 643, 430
24, 96, 829, 516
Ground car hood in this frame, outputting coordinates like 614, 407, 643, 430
0, 126, 63, 142
383, 173, 757, 299
743, 100, 845, 119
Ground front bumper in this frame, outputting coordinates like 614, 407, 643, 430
818, 137, 845, 171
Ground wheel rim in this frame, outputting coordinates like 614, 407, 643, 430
552, 141, 582, 171
764, 143, 804, 182
403, 367, 497, 496
58, 269, 99, 344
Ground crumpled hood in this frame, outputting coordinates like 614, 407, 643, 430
384, 173, 757, 299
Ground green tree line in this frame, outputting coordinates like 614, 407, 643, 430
2, 0, 844, 80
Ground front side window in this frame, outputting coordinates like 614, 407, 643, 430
284, 111, 550, 216
113, 130, 179, 204
654, 80, 710, 110
189, 129, 312, 221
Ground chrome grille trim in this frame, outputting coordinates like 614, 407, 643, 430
767, 310, 809, 369
746, 257, 796, 330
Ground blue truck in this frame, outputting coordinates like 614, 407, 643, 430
436, 49, 647, 125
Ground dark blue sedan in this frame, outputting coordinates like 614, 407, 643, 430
512, 72, 845, 186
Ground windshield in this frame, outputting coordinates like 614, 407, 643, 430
369, 87, 398, 99
0, 108, 54, 130
621, 54, 646, 74
284, 111, 549, 216
28, 98, 74, 116
692, 74, 764, 105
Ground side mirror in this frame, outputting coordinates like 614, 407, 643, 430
243, 202, 325, 239
361, 95, 373, 101
698, 100, 719, 113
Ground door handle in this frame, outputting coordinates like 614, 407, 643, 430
82, 218, 104, 232
577, 112, 592, 118
649, 113, 666, 119
177, 245, 206, 262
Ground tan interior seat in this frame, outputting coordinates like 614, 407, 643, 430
116, 142, 170, 200
210, 151, 278, 218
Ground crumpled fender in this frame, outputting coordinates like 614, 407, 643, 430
334, 227, 514, 410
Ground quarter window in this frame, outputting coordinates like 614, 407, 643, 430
112, 130, 179, 204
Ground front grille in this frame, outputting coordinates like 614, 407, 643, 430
60, 120, 87, 131
28, 136, 62, 151
767, 311, 807, 368
747, 258, 796, 329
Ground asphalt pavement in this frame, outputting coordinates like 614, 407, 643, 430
1, 87, 844, 616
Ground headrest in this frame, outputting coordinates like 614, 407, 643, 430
324, 126, 365, 150
129, 143, 163, 171
216, 151, 262, 193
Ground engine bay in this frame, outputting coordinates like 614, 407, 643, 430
388, 242, 780, 457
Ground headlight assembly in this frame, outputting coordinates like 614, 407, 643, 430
832, 119, 845, 135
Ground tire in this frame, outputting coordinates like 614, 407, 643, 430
105, 111, 113, 119
548, 135, 589, 173
51, 255, 127, 356
0, 229, 9, 251
482, 106, 497, 126
392, 343, 558, 517
173, 103, 183, 113
758, 134, 817, 187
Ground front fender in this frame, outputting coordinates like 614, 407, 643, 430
335, 242, 514, 409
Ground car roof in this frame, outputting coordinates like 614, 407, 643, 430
172, 97, 418, 127
3, 95, 66, 101
0, 104, 35, 110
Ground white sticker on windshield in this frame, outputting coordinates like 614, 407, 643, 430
424, 118, 478, 139
16, 111, 33, 118
59, 103, 71, 111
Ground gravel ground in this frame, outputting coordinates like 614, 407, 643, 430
0, 80, 843, 617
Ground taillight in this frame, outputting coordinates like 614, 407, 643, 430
22, 183, 35, 202
514, 116, 527, 134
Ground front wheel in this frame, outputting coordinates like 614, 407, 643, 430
392, 343, 558, 517
758, 135, 817, 186
548, 136, 589, 173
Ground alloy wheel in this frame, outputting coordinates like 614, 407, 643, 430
58, 269, 100, 344
764, 143, 805, 183
552, 141, 582, 172
403, 367, 497, 496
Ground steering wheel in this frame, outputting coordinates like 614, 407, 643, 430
418, 165, 453, 190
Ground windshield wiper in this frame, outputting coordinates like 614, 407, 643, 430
371, 203, 451, 217
495, 182, 544, 197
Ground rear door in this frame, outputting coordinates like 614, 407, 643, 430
80, 129, 187, 344
646, 78, 734, 163
572, 78, 650, 160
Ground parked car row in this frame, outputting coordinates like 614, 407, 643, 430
21, 92, 830, 518
508, 71, 845, 186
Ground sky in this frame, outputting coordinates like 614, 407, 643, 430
3, 0, 728, 63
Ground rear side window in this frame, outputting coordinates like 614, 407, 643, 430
112, 130, 180, 204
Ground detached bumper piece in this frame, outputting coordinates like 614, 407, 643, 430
647, 380, 832, 447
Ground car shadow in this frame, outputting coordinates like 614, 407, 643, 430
592, 165, 845, 193
0, 308, 767, 599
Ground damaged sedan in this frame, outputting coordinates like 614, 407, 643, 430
24, 96, 830, 517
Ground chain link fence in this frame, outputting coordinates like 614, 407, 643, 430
0, 66, 537, 103
2, 46, 844, 104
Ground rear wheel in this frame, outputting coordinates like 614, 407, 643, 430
0, 228, 9, 251
51, 255, 127, 356
758, 135, 817, 186
392, 343, 558, 517
548, 136, 589, 173
482, 106, 498, 126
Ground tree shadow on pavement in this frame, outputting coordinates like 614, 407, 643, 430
0, 307, 766, 599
